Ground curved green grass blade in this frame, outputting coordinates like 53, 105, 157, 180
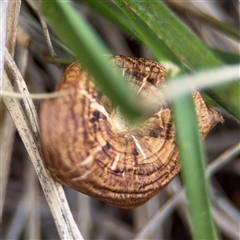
211, 48, 240, 64
38, 0, 145, 121
80, 0, 140, 40
115, 0, 222, 70
115, 0, 239, 120
205, 83, 240, 119
81, 0, 183, 67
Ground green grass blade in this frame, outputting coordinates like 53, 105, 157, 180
80, 0, 140, 40
115, 0, 222, 70
81, 0, 183, 67
38, 0, 145, 121
171, 91, 218, 240
115, 0, 240, 120
211, 48, 240, 64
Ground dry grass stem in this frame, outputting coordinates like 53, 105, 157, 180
0, 0, 20, 221
213, 206, 239, 240
25, 0, 58, 63
207, 142, 240, 176
134, 191, 184, 239
2, 71, 83, 239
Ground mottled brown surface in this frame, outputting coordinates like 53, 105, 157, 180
39, 56, 223, 208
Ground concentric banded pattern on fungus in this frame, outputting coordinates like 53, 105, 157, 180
40, 55, 223, 208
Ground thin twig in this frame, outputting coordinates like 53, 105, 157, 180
134, 191, 184, 239
1, 89, 69, 99
25, 0, 58, 64
213, 206, 240, 240
207, 142, 240, 177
